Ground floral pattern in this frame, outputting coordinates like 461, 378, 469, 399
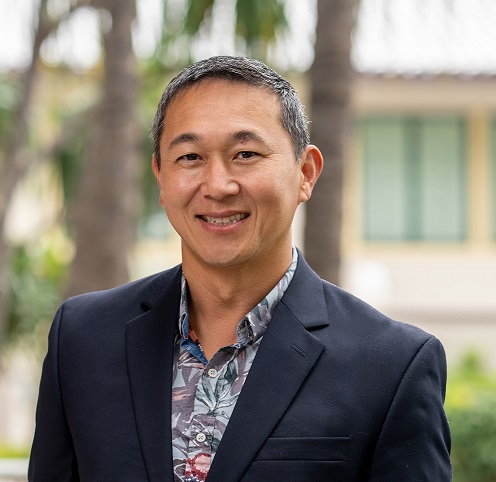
171, 248, 298, 481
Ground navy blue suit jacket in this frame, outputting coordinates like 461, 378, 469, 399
29, 254, 451, 481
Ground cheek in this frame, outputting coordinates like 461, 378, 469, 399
162, 187, 184, 221
163, 172, 196, 204
268, 167, 303, 203
252, 177, 300, 217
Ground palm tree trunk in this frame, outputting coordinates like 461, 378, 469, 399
304, 0, 355, 285
66, 0, 140, 297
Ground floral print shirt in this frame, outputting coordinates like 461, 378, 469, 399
171, 248, 298, 482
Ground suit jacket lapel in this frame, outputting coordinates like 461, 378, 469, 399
207, 256, 329, 482
125, 267, 182, 481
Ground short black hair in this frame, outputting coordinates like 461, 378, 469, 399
151, 56, 310, 168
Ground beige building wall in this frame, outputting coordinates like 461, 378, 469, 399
342, 75, 496, 370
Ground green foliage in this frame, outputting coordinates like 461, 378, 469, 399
6, 237, 68, 345
153, 0, 287, 69
0, 77, 20, 146
0, 442, 29, 458
445, 352, 496, 482
184, 0, 215, 36
53, 116, 86, 203
235, 0, 287, 52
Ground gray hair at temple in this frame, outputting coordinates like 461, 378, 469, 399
150, 56, 310, 169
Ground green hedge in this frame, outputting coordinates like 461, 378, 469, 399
0, 442, 29, 458
445, 352, 496, 482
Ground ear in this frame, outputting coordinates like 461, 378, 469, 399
152, 154, 165, 207
298, 145, 323, 203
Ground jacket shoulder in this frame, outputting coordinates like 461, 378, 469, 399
293, 252, 435, 350
321, 278, 434, 346
58, 265, 182, 328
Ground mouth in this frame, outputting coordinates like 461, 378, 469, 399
198, 213, 249, 226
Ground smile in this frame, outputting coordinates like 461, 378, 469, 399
199, 213, 249, 226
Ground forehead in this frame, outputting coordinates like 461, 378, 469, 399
165, 79, 280, 120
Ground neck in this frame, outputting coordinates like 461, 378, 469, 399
182, 246, 293, 358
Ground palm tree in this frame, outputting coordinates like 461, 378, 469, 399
304, 0, 356, 285
65, 0, 140, 297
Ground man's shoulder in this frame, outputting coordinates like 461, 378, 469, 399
291, 253, 437, 352
59, 264, 182, 323
321, 277, 434, 346
307, 274, 445, 376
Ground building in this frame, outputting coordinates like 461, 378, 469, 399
341, 0, 496, 369
342, 72, 496, 370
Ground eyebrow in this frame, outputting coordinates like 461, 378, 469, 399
168, 133, 200, 149
167, 130, 267, 150
231, 130, 266, 145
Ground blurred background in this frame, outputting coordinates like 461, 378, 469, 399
0, 0, 495, 480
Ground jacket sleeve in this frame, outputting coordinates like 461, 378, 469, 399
368, 336, 452, 481
28, 304, 80, 481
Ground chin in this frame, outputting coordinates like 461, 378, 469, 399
189, 246, 255, 270
202, 254, 248, 269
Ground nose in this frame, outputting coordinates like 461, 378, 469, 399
201, 159, 240, 199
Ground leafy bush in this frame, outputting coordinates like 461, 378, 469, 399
445, 352, 496, 482
0, 442, 29, 458
6, 235, 68, 347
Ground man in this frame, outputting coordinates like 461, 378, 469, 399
29, 56, 451, 481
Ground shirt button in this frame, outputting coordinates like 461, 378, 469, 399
207, 368, 218, 378
196, 432, 207, 443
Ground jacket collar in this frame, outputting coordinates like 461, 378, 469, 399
207, 253, 328, 481
279, 250, 330, 330
125, 266, 181, 481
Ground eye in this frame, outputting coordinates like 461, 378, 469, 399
236, 151, 258, 160
176, 153, 202, 165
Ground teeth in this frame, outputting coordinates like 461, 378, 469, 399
203, 213, 247, 226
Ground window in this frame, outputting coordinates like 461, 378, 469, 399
362, 116, 466, 241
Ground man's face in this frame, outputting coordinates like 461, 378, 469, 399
153, 78, 318, 271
